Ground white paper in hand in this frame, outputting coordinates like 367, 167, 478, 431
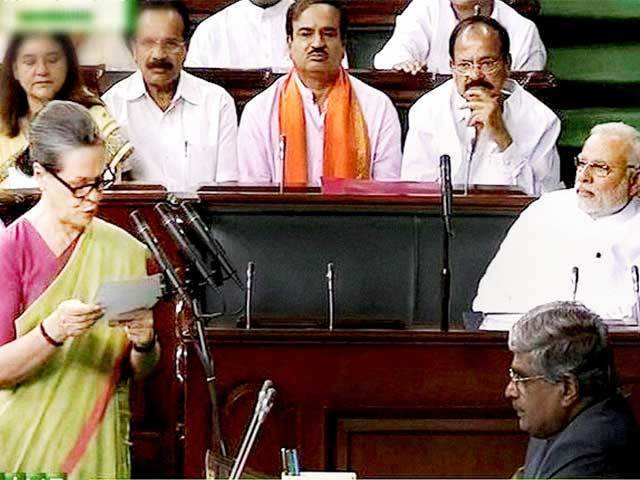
95, 274, 163, 323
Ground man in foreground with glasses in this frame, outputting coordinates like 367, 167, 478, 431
102, 0, 238, 191
506, 301, 639, 478
401, 16, 561, 195
474, 122, 640, 319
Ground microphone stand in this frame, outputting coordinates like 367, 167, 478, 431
439, 155, 454, 332
130, 209, 228, 458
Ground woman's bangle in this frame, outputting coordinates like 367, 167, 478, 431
133, 334, 157, 353
40, 322, 64, 347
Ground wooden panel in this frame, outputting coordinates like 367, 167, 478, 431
335, 417, 527, 477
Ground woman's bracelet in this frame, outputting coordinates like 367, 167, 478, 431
133, 334, 157, 353
40, 322, 64, 347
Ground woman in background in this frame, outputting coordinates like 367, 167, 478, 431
0, 101, 158, 479
0, 34, 132, 187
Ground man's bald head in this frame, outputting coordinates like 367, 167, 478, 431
449, 15, 510, 63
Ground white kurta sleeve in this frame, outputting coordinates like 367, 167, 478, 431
472, 204, 537, 312
373, 0, 431, 69
214, 92, 239, 182
511, 23, 547, 71
237, 100, 275, 183
371, 96, 402, 180
185, 23, 211, 68
484, 111, 561, 196
400, 105, 439, 181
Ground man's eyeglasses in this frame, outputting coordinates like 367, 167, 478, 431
508, 368, 546, 391
47, 165, 115, 199
137, 38, 185, 53
452, 59, 502, 76
574, 156, 638, 178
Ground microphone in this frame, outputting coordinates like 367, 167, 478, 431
464, 131, 478, 196
571, 266, 579, 302
439, 154, 453, 236
245, 262, 255, 329
632, 265, 639, 323
155, 203, 222, 293
130, 210, 189, 302
278, 134, 286, 193
230, 381, 277, 480
179, 202, 244, 290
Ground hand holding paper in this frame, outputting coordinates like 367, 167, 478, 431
94, 274, 162, 326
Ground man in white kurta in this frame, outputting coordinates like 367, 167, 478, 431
474, 123, 640, 320
238, 0, 401, 185
103, 2, 238, 191
401, 16, 560, 195
185, 0, 294, 71
374, 0, 546, 74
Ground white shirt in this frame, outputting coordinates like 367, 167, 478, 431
102, 70, 238, 191
77, 34, 136, 71
401, 79, 561, 195
473, 189, 640, 319
185, 0, 294, 71
237, 71, 402, 185
374, 0, 547, 73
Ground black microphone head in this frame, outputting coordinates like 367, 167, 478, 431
130, 210, 148, 233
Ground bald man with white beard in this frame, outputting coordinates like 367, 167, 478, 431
374, 0, 546, 74
473, 123, 640, 320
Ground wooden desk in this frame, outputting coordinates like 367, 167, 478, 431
6, 188, 635, 479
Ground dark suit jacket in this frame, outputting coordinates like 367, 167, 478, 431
523, 395, 640, 478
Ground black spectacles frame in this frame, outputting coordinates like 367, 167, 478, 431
46, 165, 116, 199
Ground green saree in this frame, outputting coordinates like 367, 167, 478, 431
0, 218, 148, 479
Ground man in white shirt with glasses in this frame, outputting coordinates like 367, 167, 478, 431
401, 16, 560, 195
103, 0, 238, 191
474, 122, 640, 320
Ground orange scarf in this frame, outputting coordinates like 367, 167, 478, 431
278, 69, 371, 185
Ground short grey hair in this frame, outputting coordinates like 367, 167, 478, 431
590, 122, 640, 168
509, 301, 615, 400
20, 100, 101, 176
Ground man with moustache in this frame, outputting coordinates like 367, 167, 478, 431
374, 0, 546, 74
186, 0, 295, 71
237, 0, 401, 186
506, 301, 640, 478
401, 16, 560, 195
102, 0, 238, 191
474, 123, 640, 320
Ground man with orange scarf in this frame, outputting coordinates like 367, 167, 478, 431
238, 0, 402, 186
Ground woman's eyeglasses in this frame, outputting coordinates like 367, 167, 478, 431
47, 165, 115, 199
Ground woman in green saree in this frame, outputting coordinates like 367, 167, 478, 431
0, 100, 159, 479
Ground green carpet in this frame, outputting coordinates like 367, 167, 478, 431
548, 44, 640, 82
541, 0, 640, 19
559, 108, 640, 147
